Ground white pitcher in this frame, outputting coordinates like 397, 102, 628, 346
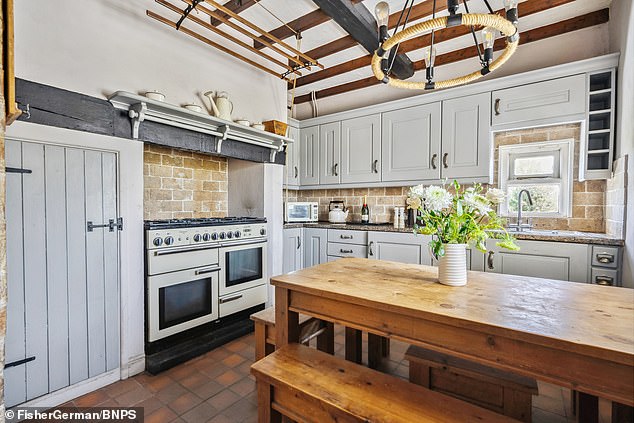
203, 91, 233, 121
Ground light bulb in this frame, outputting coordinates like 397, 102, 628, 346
423, 46, 437, 68
375, 2, 390, 27
503, 0, 519, 10
481, 27, 495, 50
504, 0, 519, 25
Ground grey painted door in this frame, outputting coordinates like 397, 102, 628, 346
282, 228, 303, 273
284, 126, 300, 187
367, 232, 432, 265
382, 103, 441, 182
341, 114, 381, 183
303, 228, 327, 268
319, 122, 341, 184
441, 93, 491, 179
5, 140, 120, 407
299, 126, 319, 185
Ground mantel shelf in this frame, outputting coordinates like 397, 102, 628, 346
108, 91, 292, 161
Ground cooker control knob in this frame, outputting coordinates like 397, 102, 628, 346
193, 234, 202, 242
211, 232, 218, 241
153, 237, 163, 247
219, 232, 226, 240
234, 230, 241, 238
202, 233, 210, 242
164, 236, 174, 246
227, 231, 233, 239
260, 228, 266, 236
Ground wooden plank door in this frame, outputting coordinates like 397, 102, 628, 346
341, 114, 381, 183
5, 140, 120, 407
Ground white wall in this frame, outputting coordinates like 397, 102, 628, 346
14, 0, 287, 125
294, 24, 609, 119
609, 0, 634, 288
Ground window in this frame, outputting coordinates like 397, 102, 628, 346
498, 140, 574, 217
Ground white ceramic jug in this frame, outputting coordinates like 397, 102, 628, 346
204, 91, 233, 121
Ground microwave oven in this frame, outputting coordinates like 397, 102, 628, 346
285, 202, 319, 223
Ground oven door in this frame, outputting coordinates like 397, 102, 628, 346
147, 265, 219, 342
219, 240, 267, 297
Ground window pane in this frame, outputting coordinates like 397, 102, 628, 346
507, 184, 560, 213
513, 155, 555, 177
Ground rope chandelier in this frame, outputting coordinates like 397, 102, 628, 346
372, 0, 520, 90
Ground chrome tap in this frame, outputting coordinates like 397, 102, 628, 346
509, 189, 533, 232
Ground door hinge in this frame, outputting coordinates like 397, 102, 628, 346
5, 167, 32, 174
87, 217, 124, 232
4, 356, 35, 369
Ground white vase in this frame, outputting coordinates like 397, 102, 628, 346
438, 243, 468, 286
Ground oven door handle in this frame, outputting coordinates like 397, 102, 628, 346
195, 266, 221, 275
153, 244, 220, 256
219, 294, 243, 304
220, 239, 267, 248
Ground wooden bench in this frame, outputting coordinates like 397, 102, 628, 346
251, 343, 517, 423
405, 345, 538, 423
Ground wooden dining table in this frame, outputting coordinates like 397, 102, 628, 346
271, 258, 634, 423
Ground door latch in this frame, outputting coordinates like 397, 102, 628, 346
87, 217, 124, 232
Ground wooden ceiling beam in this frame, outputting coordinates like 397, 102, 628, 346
210, 0, 257, 26
293, 9, 609, 104
292, 0, 575, 89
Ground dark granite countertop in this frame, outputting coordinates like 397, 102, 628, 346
283, 222, 624, 247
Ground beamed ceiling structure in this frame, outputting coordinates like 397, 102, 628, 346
148, 0, 611, 106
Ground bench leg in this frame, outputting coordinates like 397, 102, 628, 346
255, 322, 267, 361
408, 362, 431, 388
257, 381, 281, 423
368, 333, 383, 369
345, 327, 362, 364
576, 392, 599, 423
381, 336, 390, 357
316, 322, 335, 355
612, 402, 634, 423
503, 389, 532, 423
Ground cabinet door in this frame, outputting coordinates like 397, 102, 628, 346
282, 228, 303, 273
341, 114, 381, 183
441, 93, 491, 179
382, 103, 441, 182
299, 126, 319, 185
284, 126, 300, 187
484, 239, 589, 283
367, 232, 432, 265
319, 122, 341, 184
491, 74, 586, 127
303, 228, 328, 268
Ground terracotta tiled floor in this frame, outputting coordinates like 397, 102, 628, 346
66, 326, 612, 423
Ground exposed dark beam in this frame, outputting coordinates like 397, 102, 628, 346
253, 0, 364, 50
292, 0, 575, 89
210, 0, 257, 26
311, 0, 414, 80
293, 9, 610, 104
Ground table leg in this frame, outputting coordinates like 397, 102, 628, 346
345, 327, 362, 364
275, 287, 299, 348
368, 333, 383, 369
577, 392, 599, 423
612, 402, 634, 423
317, 321, 335, 354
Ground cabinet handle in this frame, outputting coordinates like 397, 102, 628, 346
442, 153, 449, 169
487, 251, 495, 270
297, 236, 301, 249
373, 159, 379, 173
340, 249, 353, 254
431, 154, 437, 169
595, 275, 614, 286
596, 253, 614, 264
340, 235, 353, 239
294, 166, 298, 178
334, 163, 339, 176
494, 98, 501, 115
368, 241, 374, 256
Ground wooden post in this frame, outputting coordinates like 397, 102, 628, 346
275, 287, 299, 349
345, 327, 362, 364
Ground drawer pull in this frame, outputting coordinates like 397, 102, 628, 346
442, 153, 449, 169
340, 249, 353, 254
195, 266, 221, 275
220, 294, 243, 304
373, 159, 379, 173
334, 163, 339, 176
494, 98, 501, 115
368, 241, 374, 256
596, 253, 614, 264
487, 251, 495, 270
340, 235, 353, 239
595, 276, 614, 286
431, 154, 437, 169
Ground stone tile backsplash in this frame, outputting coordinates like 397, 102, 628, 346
606, 155, 627, 238
143, 144, 228, 220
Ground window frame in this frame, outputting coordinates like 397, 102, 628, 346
498, 140, 574, 218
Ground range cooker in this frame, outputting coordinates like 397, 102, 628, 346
144, 217, 267, 371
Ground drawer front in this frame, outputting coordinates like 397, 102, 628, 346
591, 245, 619, 268
591, 268, 619, 286
328, 229, 367, 245
327, 242, 367, 258
219, 284, 267, 318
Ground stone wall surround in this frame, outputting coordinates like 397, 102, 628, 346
606, 155, 628, 238
143, 144, 228, 220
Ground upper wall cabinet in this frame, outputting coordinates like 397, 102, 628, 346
442, 93, 491, 179
382, 103, 441, 182
341, 114, 382, 183
491, 74, 586, 127
299, 125, 319, 185
319, 122, 342, 185
284, 125, 300, 188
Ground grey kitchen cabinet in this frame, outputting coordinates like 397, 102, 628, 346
283, 228, 303, 274
367, 231, 433, 265
484, 239, 589, 283
284, 125, 300, 187
341, 114, 382, 183
299, 125, 319, 185
491, 74, 586, 127
431, 247, 486, 271
304, 228, 328, 268
382, 103, 442, 182
319, 121, 341, 184
441, 93, 491, 179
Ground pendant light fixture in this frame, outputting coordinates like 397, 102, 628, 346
372, 0, 520, 90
